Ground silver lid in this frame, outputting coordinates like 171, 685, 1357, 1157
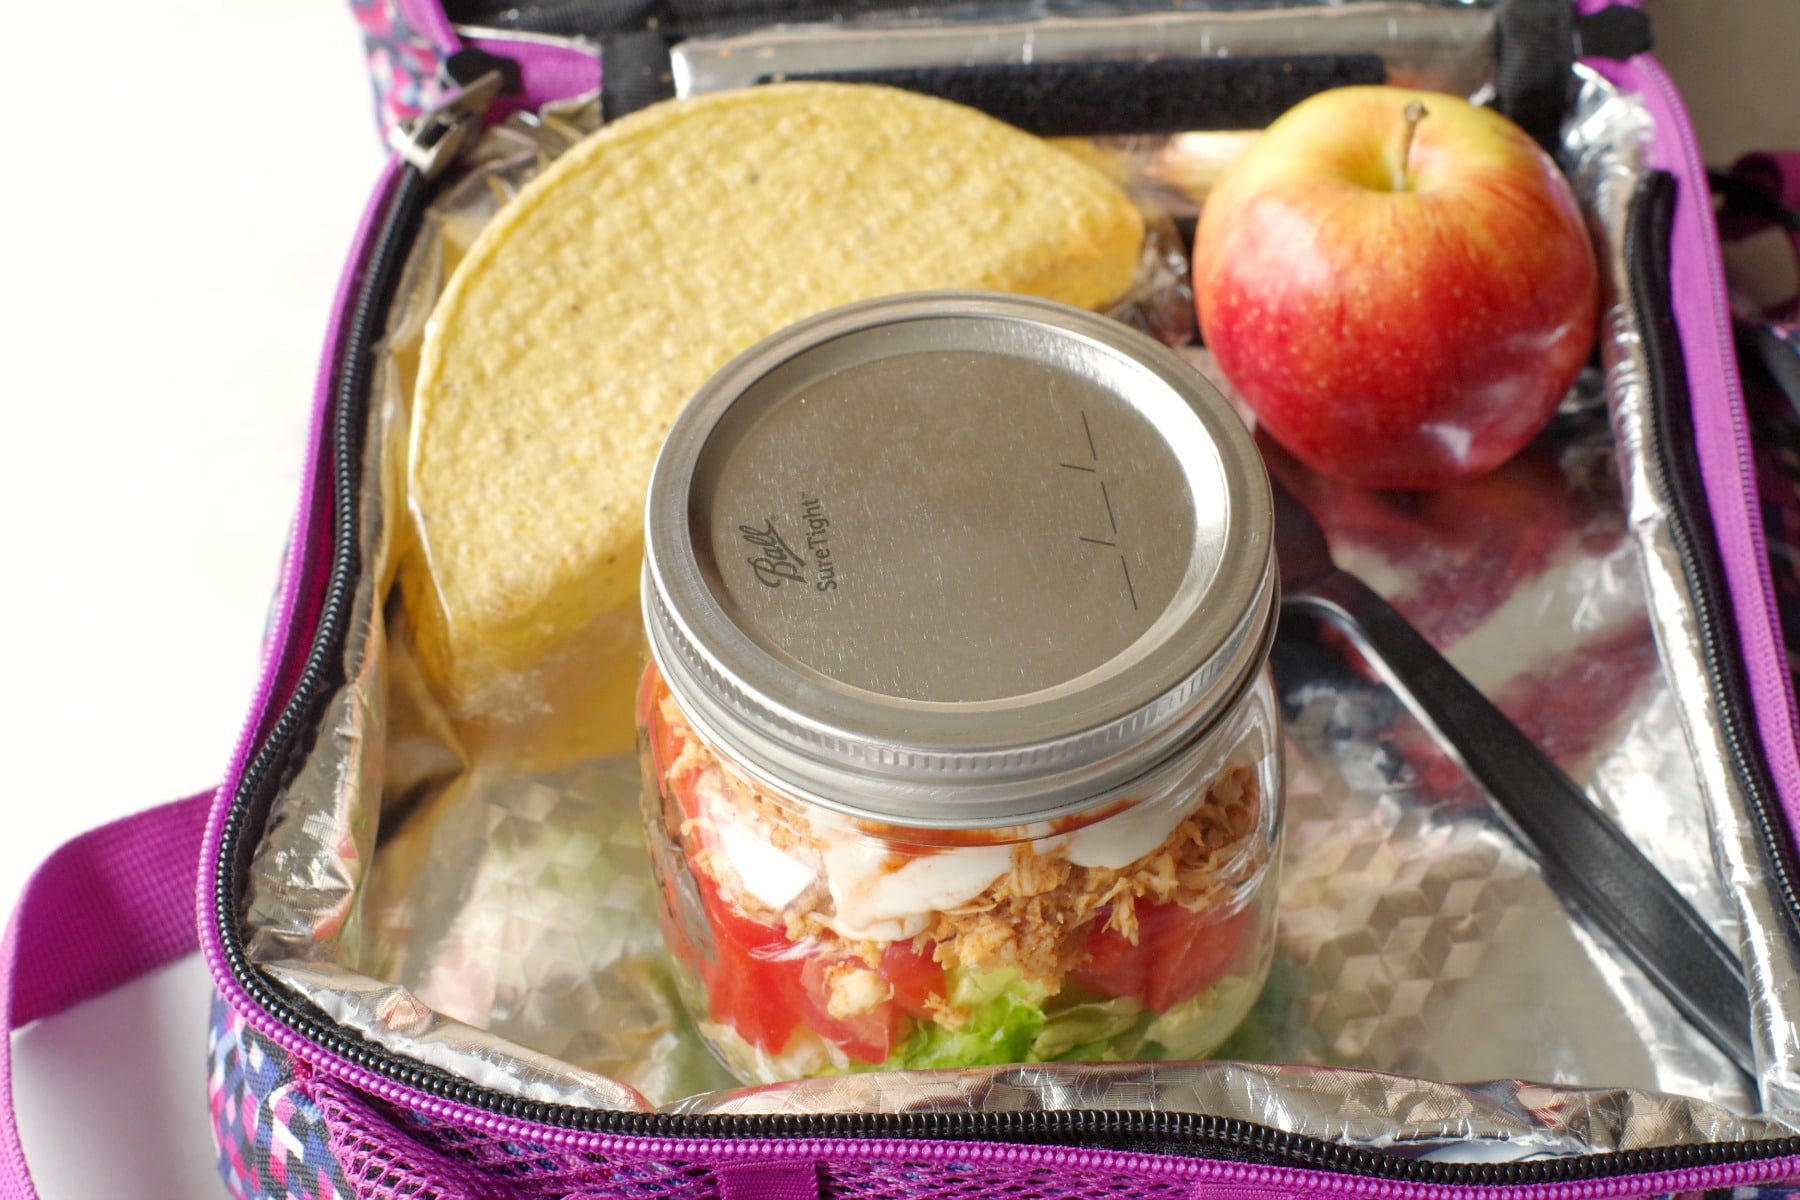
643, 292, 1274, 828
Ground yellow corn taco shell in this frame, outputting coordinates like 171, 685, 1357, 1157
403, 82, 1145, 748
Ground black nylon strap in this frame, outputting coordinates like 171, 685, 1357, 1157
1493, 0, 1576, 153
451, 0, 977, 39
602, 29, 677, 120
506, 0, 1647, 138
1575, 5, 1654, 61
786, 55, 1387, 138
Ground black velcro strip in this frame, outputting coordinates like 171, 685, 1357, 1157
774, 54, 1388, 137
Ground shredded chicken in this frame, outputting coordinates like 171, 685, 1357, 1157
823, 964, 893, 1019
918, 768, 1261, 983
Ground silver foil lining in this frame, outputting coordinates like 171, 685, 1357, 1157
672, 1061, 1795, 1158
238, 45, 1799, 1154
1580, 72, 1800, 1110
669, 1, 1497, 106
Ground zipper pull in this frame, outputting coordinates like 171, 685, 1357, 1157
388, 65, 507, 181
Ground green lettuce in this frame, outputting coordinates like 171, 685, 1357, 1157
868, 966, 1266, 1073
876, 967, 1050, 1071
1138, 974, 1265, 1059
1029, 996, 1146, 1061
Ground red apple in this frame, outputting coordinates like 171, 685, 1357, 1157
1192, 86, 1599, 490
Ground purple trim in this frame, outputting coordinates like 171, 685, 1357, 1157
306, 1079, 1800, 1200
314, 1075, 1800, 1200
7, 797, 209, 1028
390, 0, 601, 117
718, 1160, 822, 1200
1591, 54, 1800, 844
197, 161, 408, 1067
1, 793, 213, 1200
471, 34, 603, 118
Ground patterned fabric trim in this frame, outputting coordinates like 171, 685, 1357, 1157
208, 995, 1800, 1200
237, 1076, 1800, 1200
348, 0, 446, 138
208, 992, 354, 1200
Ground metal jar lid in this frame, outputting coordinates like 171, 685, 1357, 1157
642, 291, 1274, 828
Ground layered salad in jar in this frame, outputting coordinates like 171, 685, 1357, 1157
635, 293, 1284, 1084
638, 664, 1281, 1082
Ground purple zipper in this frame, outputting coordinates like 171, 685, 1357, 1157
300, 1075, 1800, 1200
394, 0, 600, 120
195, 154, 406, 910
196, 159, 412, 1090
1590, 53, 1800, 835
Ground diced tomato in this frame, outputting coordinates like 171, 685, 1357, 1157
644, 665, 948, 1065
882, 939, 947, 1020
799, 956, 902, 1064
686, 867, 937, 1065
645, 670, 835, 1057
688, 870, 813, 1054
792, 937, 947, 1062
1071, 901, 1247, 1014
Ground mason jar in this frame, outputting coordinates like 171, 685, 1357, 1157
638, 292, 1282, 1083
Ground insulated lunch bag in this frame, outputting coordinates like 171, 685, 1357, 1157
8, 1, 1800, 1197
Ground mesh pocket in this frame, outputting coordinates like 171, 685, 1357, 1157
305, 1077, 1226, 1200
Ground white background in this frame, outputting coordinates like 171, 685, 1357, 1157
1, 2, 381, 1196
0, 1, 1793, 1198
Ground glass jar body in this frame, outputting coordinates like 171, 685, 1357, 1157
637, 663, 1285, 1084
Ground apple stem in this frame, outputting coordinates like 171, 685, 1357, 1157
1396, 100, 1428, 191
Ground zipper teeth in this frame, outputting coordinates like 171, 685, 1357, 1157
211, 158, 436, 1087
1645, 55, 1796, 722
1621, 104, 1800, 942
210, 155, 1800, 1186
1641, 56, 1800, 805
